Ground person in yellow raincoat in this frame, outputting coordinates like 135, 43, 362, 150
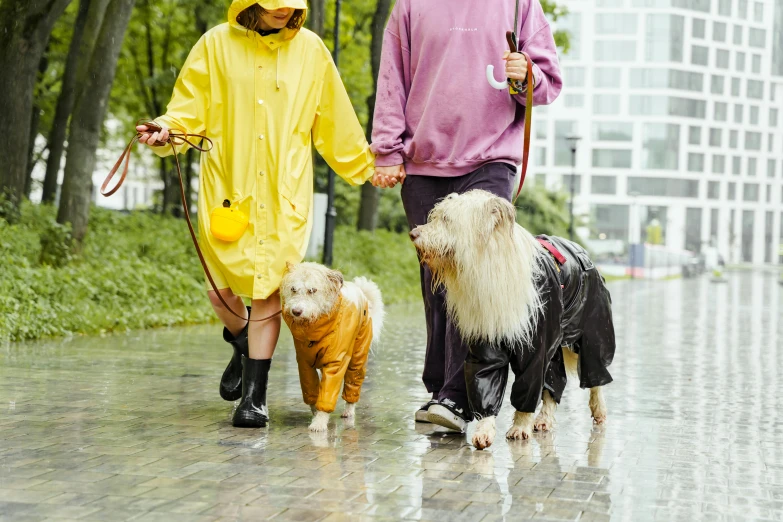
138, 0, 400, 428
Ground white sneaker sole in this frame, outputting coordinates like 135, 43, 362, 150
427, 404, 467, 432
415, 409, 432, 423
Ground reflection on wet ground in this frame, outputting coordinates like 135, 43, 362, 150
1, 271, 782, 521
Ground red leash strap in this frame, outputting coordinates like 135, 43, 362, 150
101, 120, 282, 325
504, 31, 535, 204
537, 237, 567, 265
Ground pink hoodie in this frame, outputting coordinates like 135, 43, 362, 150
371, 0, 562, 177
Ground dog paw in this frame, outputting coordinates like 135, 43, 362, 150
533, 414, 553, 432
505, 425, 531, 440
592, 411, 607, 425
472, 417, 496, 450
308, 411, 330, 432
341, 403, 356, 419
507, 411, 534, 441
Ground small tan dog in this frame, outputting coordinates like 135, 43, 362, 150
281, 262, 385, 432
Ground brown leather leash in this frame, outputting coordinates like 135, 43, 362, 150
504, 30, 535, 205
101, 119, 282, 325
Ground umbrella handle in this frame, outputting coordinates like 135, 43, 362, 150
486, 65, 509, 90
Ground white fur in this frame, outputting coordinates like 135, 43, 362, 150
506, 411, 535, 441
534, 390, 557, 432
309, 410, 330, 432
350, 277, 385, 345
412, 190, 545, 347
341, 402, 356, 418
472, 417, 497, 450
411, 191, 609, 449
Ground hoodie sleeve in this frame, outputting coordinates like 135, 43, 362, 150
369, 0, 411, 167
152, 36, 210, 157
513, 0, 563, 107
312, 48, 375, 186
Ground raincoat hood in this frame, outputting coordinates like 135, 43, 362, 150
228, 0, 308, 40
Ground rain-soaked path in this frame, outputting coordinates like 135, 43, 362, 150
1, 271, 782, 521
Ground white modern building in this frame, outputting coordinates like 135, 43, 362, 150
536, 0, 783, 265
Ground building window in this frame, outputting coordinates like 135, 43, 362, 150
564, 67, 586, 88
718, 0, 731, 16
738, 0, 748, 19
627, 177, 699, 198
688, 153, 705, 173
749, 28, 766, 48
765, 210, 774, 262
716, 49, 730, 69
714, 102, 728, 122
692, 18, 706, 39
713, 22, 727, 42
591, 175, 617, 195
710, 208, 719, 243
770, 109, 779, 127
747, 80, 764, 99
594, 67, 622, 88
535, 147, 547, 166
710, 75, 724, 94
645, 14, 684, 63
536, 121, 547, 139
595, 13, 638, 35
596, 41, 637, 62
629, 68, 703, 91
742, 210, 754, 262
767, 185, 773, 203
642, 123, 680, 170
752, 55, 762, 74
748, 158, 758, 176
733, 25, 743, 45
729, 130, 738, 148
768, 159, 776, 178
754, 1, 764, 22
562, 174, 582, 194
750, 106, 759, 125
592, 149, 633, 168
688, 126, 701, 145
555, 121, 577, 166
593, 122, 633, 141
708, 181, 721, 199
728, 182, 737, 199
559, 12, 582, 60
732, 156, 742, 175
565, 94, 585, 108
743, 183, 760, 201
709, 128, 722, 147
732, 77, 741, 97
691, 46, 709, 66
745, 131, 762, 150
712, 155, 726, 174
734, 104, 744, 123
685, 208, 703, 252
593, 94, 621, 115
591, 204, 629, 241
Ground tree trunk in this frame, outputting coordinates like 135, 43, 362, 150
0, 0, 73, 220
41, 0, 97, 205
57, 0, 137, 245
356, 0, 393, 232
307, 0, 325, 37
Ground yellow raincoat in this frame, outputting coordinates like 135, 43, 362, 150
154, 0, 374, 299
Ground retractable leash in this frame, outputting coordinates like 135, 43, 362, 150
485, 0, 535, 204
101, 119, 282, 325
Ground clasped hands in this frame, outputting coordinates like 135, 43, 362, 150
371, 164, 406, 189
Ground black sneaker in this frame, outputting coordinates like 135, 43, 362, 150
427, 398, 471, 432
415, 399, 439, 423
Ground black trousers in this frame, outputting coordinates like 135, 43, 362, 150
401, 163, 515, 411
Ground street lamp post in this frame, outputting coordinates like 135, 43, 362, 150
322, 0, 342, 267
565, 135, 582, 242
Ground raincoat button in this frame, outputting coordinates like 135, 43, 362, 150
258, 99, 264, 105
259, 204, 265, 209
259, 240, 264, 245
257, 275, 262, 279
259, 134, 264, 140
259, 171, 264, 176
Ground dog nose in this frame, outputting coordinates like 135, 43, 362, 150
409, 228, 421, 241
292, 307, 302, 317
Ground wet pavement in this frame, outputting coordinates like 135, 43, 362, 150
1, 270, 783, 521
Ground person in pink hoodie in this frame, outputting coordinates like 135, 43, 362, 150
371, 0, 562, 432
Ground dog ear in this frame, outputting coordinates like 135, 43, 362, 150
284, 261, 295, 274
488, 197, 516, 229
327, 269, 344, 291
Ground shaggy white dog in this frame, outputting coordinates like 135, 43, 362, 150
410, 190, 614, 450
281, 262, 384, 432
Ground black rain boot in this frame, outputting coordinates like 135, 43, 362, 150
232, 356, 271, 428
219, 307, 250, 401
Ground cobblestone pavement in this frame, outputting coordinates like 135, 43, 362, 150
1, 271, 783, 521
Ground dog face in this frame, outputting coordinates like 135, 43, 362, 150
280, 262, 344, 323
409, 190, 517, 275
